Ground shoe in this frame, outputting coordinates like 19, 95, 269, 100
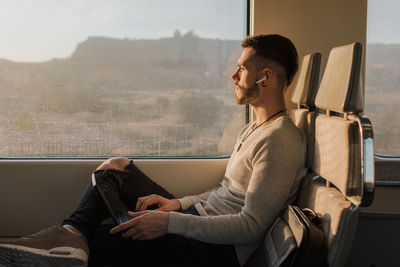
0, 225, 88, 267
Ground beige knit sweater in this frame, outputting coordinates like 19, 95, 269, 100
168, 115, 306, 265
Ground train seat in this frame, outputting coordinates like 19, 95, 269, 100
295, 42, 375, 267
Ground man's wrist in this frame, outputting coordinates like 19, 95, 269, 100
174, 199, 182, 211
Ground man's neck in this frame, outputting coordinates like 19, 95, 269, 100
251, 102, 286, 127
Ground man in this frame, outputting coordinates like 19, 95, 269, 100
0, 34, 306, 267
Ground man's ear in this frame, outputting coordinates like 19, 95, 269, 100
260, 68, 273, 86
264, 68, 273, 79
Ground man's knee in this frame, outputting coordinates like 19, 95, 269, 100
97, 157, 130, 171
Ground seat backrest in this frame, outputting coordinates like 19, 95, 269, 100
312, 42, 373, 205
291, 52, 321, 110
289, 52, 321, 169
296, 42, 375, 267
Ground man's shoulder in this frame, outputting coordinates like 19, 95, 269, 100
238, 115, 306, 152
262, 116, 306, 149
266, 116, 303, 138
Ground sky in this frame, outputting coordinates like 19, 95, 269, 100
0, 0, 246, 62
367, 0, 400, 43
0, 0, 399, 62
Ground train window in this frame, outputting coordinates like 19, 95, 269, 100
366, 0, 400, 156
0, 0, 247, 158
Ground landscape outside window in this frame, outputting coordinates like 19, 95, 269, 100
0, 0, 247, 157
366, 0, 400, 156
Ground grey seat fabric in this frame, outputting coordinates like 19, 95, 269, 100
291, 52, 322, 110
296, 42, 374, 267
314, 43, 363, 114
295, 175, 358, 267
310, 42, 373, 204
289, 52, 321, 169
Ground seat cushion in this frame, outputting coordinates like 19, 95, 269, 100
312, 115, 359, 196
290, 109, 316, 169
296, 176, 358, 266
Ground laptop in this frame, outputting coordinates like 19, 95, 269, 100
91, 172, 132, 225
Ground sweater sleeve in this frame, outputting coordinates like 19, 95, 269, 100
168, 134, 305, 244
177, 186, 219, 210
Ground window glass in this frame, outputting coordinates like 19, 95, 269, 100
0, 0, 247, 157
366, 0, 400, 155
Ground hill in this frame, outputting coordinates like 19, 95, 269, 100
0, 34, 240, 93
366, 43, 400, 93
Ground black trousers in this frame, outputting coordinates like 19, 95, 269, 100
63, 160, 240, 267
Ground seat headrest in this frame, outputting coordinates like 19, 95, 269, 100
315, 43, 363, 114
291, 53, 321, 109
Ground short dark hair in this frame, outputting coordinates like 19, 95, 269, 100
241, 34, 298, 86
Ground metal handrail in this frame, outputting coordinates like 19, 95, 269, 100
349, 114, 375, 207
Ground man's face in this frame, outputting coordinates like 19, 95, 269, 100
231, 47, 261, 105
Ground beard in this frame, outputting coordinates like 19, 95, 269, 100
235, 83, 260, 105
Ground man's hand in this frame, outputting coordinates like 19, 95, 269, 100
110, 210, 169, 240
136, 194, 181, 212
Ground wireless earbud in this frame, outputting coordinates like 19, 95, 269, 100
256, 76, 267, 84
